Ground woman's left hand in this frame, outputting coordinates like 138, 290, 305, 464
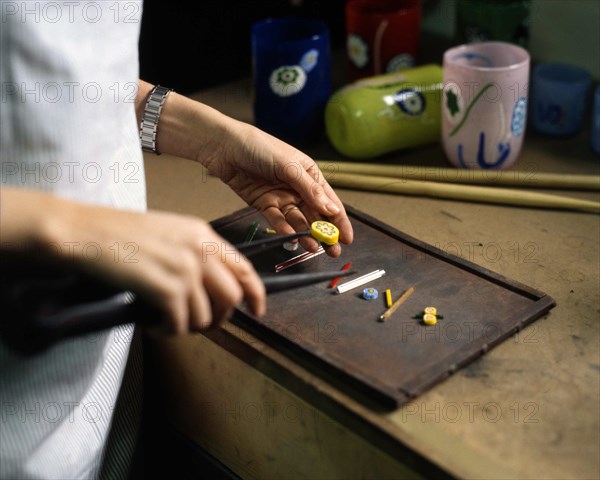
199, 121, 353, 257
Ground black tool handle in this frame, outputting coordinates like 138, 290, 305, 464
1, 264, 355, 354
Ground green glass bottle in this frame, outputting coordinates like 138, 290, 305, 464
456, 0, 531, 47
325, 64, 443, 159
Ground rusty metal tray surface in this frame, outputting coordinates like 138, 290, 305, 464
211, 206, 555, 409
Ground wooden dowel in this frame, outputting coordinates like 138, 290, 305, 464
324, 172, 600, 214
379, 287, 415, 322
316, 161, 600, 191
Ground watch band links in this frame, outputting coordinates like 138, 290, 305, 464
139, 85, 173, 154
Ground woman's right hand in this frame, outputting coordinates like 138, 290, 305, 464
1, 187, 266, 334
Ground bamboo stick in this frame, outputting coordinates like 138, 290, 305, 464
325, 172, 600, 214
316, 161, 600, 191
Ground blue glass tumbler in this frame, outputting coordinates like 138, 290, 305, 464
531, 63, 592, 137
252, 18, 331, 146
592, 86, 600, 156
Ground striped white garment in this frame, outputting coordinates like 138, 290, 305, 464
1, 1, 146, 478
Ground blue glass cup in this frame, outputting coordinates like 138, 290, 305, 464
252, 18, 331, 146
592, 86, 600, 156
530, 63, 592, 136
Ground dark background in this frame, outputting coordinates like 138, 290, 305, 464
139, 1, 346, 94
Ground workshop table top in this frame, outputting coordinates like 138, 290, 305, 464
144, 76, 599, 480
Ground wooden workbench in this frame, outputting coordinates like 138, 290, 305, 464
144, 77, 600, 480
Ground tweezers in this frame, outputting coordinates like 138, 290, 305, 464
235, 230, 311, 257
235, 230, 350, 291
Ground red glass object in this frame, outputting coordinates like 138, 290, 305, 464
329, 262, 353, 289
345, 0, 421, 81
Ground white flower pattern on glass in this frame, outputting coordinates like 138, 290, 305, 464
300, 49, 319, 72
269, 66, 307, 97
347, 34, 368, 69
386, 53, 415, 73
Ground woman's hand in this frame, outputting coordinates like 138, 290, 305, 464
198, 122, 354, 257
137, 82, 354, 257
1, 188, 265, 334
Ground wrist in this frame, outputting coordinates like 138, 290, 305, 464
139, 85, 173, 155
195, 114, 247, 171
146, 88, 235, 165
0, 188, 70, 257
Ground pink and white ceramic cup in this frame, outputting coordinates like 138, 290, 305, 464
442, 42, 530, 169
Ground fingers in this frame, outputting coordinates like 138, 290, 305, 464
157, 251, 214, 334
68, 205, 265, 337
278, 158, 340, 218
186, 278, 213, 332
304, 174, 342, 219
260, 200, 346, 256
262, 205, 297, 236
196, 238, 266, 329
151, 228, 265, 334
225, 129, 352, 250
261, 203, 321, 253
278, 158, 354, 247
224, 251, 266, 318
322, 242, 342, 258
283, 204, 320, 253
317, 181, 354, 245
202, 260, 244, 327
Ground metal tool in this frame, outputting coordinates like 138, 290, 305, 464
263, 269, 354, 293
235, 230, 311, 257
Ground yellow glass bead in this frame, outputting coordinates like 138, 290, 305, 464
424, 306, 437, 316
423, 313, 437, 325
385, 289, 393, 308
310, 221, 340, 245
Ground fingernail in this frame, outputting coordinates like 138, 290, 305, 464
325, 202, 340, 215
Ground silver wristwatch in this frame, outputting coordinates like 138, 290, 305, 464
139, 85, 173, 154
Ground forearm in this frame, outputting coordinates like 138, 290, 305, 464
1, 185, 266, 328
136, 79, 239, 164
0, 187, 67, 255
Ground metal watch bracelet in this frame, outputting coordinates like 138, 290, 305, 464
139, 85, 173, 154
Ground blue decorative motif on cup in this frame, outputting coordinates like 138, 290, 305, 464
511, 97, 527, 137
394, 88, 425, 116
451, 52, 494, 67
300, 49, 319, 72
458, 132, 511, 169
537, 102, 563, 126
